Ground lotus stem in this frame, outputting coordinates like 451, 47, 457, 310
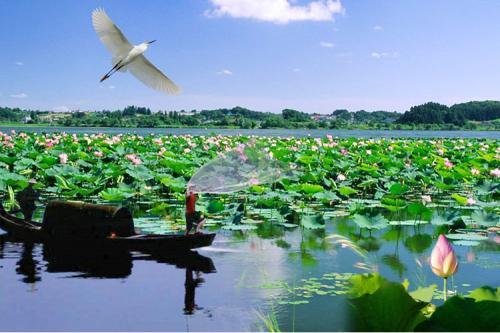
443, 277, 447, 301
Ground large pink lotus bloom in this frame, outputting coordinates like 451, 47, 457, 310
430, 235, 458, 278
59, 153, 68, 164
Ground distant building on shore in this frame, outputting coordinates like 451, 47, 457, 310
310, 113, 335, 121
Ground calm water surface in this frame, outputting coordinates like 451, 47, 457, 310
1, 125, 499, 139
1, 216, 498, 331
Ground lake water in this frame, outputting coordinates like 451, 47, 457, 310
1, 209, 498, 331
1, 125, 499, 139
0, 127, 498, 331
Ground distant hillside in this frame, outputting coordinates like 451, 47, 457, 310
1, 101, 499, 130
397, 101, 500, 125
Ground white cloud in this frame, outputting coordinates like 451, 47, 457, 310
371, 51, 399, 59
205, 0, 344, 24
292, 68, 301, 72
217, 69, 233, 75
14, 61, 24, 66
373, 25, 383, 31
53, 106, 70, 112
10, 93, 27, 98
109, 85, 116, 89
320, 41, 335, 48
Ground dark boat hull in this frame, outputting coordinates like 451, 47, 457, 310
0, 209, 215, 252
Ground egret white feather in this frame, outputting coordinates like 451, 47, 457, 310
91, 8, 180, 95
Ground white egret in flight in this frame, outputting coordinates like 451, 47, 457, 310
92, 8, 180, 95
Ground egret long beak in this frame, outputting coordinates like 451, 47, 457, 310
148, 40, 156, 44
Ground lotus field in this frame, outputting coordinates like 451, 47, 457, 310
0, 131, 498, 230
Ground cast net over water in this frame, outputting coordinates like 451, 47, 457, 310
187, 143, 286, 194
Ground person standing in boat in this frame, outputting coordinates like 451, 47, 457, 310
185, 191, 205, 235
15, 179, 40, 223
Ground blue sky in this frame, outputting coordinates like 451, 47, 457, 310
1, 0, 500, 114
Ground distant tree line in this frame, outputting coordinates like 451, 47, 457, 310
397, 101, 500, 125
0, 100, 499, 130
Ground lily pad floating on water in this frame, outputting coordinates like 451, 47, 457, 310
445, 233, 488, 242
222, 224, 258, 231
241, 218, 264, 224
452, 240, 481, 247
281, 223, 299, 228
389, 220, 428, 226
323, 210, 351, 218
352, 214, 389, 230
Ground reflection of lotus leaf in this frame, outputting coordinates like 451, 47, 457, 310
358, 237, 381, 252
381, 254, 407, 277
404, 234, 432, 253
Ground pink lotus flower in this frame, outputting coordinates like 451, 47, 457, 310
430, 235, 458, 279
337, 174, 346, 181
59, 153, 68, 164
248, 178, 260, 185
490, 169, 500, 178
125, 154, 136, 161
421, 195, 432, 203
466, 197, 476, 205
471, 168, 480, 176
94, 151, 103, 158
444, 159, 454, 168
340, 149, 348, 155
125, 154, 141, 165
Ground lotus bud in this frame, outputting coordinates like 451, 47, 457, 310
430, 234, 458, 278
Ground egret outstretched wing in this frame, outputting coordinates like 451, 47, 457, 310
128, 55, 181, 95
92, 8, 132, 57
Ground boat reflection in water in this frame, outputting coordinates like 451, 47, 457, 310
0, 234, 216, 315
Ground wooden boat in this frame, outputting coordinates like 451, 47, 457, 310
0, 200, 215, 252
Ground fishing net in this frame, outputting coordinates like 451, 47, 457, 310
187, 143, 286, 194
